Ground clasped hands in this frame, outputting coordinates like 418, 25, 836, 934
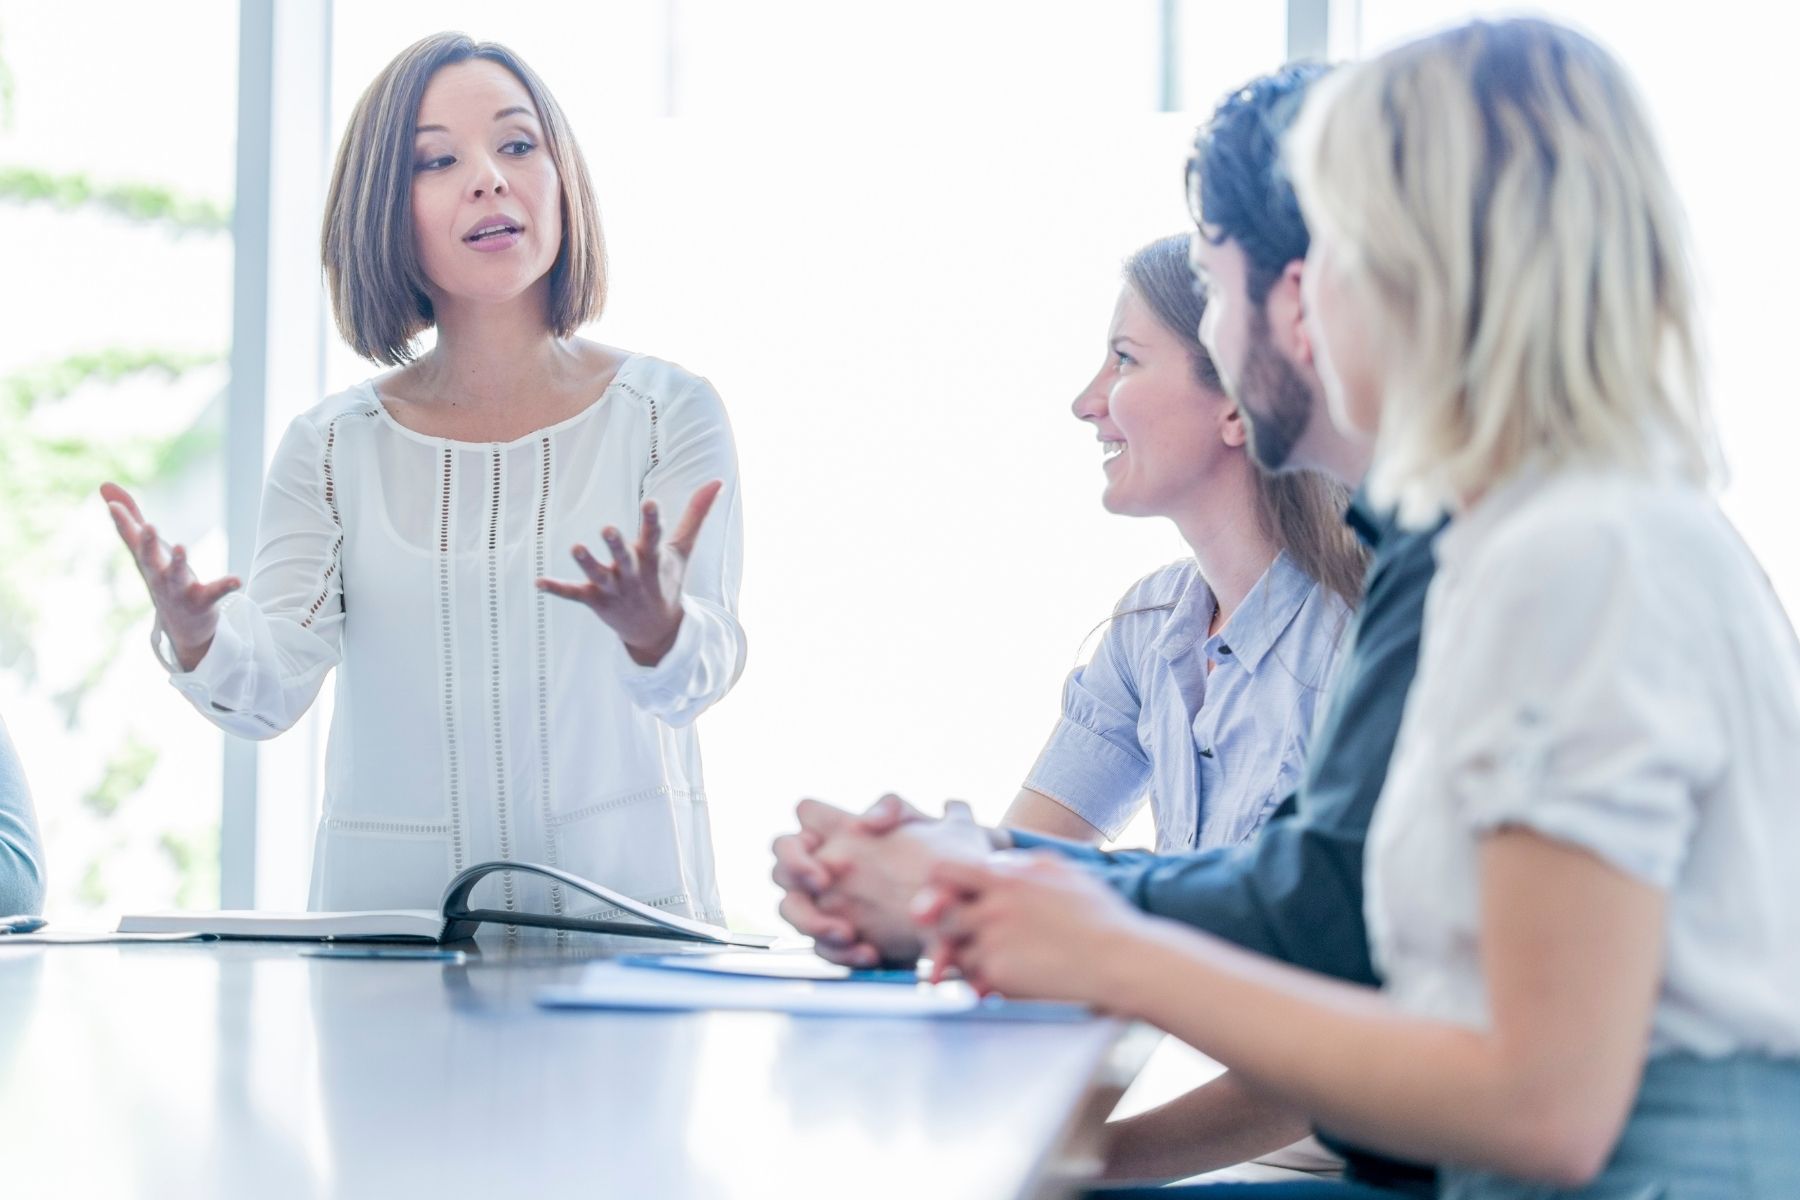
771, 795, 1154, 1011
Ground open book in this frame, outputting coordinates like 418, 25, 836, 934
117, 861, 775, 948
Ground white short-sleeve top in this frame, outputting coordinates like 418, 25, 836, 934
1366, 466, 1800, 1058
159, 353, 746, 923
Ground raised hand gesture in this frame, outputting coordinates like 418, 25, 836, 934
537, 479, 723, 666
100, 481, 242, 672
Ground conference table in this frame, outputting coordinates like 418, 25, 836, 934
0, 932, 1153, 1199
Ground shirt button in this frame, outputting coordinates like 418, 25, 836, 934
1217, 644, 1232, 656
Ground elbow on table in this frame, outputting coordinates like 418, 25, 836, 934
1496, 1101, 1625, 1188
0, 851, 46, 917
1520, 1133, 1614, 1189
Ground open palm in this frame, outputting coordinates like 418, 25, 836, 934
100, 481, 240, 672
537, 479, 723, 666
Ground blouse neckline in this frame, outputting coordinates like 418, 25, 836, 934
1151, 551, 1318, 672
360, 352, 644, 450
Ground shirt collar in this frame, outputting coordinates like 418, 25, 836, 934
1151, 567, 1217, 662
1345, 483, 1395, 550
1155, 552, 1316, 673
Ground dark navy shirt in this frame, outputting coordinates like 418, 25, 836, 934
1012, 489, 1442, 1193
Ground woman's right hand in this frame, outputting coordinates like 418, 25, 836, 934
101, 482, 241, 672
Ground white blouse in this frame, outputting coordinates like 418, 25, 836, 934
1366, 466, 1800, 1058
158, 354, 746, 924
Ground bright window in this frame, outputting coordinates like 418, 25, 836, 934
0, 2, 237, 919
1353, 2, 1800, 615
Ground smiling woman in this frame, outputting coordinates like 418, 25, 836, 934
101, 33, 748, 924
1004, 235, 1365, 854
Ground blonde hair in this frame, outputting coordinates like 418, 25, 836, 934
1285, 17, 1720, 525
321, 33, 606, 365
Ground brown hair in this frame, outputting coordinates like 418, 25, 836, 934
1125, 235, 1368, 608
321, 32, 606, 365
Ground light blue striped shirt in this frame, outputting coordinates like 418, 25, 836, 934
1025, 553, 1350, 851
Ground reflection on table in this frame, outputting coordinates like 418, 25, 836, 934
0, 932, 1145, 1199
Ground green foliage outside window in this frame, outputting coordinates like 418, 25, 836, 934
0, 19, 232, 908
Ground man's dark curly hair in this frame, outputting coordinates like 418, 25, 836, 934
1189, 62, 1332, 306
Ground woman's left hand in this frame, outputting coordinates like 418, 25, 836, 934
538, 479, 723, 666
912, 851, 1153, 1010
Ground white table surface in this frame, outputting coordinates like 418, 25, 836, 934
0, 933, 1150, 1200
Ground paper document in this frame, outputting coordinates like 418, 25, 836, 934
118, 909, 444, 941
538, 961, 1092, 1021
0, 930, 218, 945
616, 949, 920, 984
116, 861, 775, 947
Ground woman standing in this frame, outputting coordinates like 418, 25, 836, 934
104, 33, 745, 924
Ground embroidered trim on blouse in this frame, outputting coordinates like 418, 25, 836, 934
325, 816, 451, 837
533, 435, 564, 917
300, 407, 377, 630
614, 379, 660, 502
486, 447, 517, 914
437, 446, 467, 873
546, 786, 705, 827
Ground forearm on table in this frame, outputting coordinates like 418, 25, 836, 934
999, 787, 1106, 844
1101, 1069, 1315, 1182
1111, 920, 1579, 1181
999, 828, 1166, 874
1115, 817, 1379, 983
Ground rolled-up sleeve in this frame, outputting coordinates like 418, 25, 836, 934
1009, 522, 1441, 986
617, 377, 746, 727
1023, 613, 1152, 839
1447, 520, 1715, 889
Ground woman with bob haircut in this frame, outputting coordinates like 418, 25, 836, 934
101, 32, 747, 925
914, 18, 1800, 1198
